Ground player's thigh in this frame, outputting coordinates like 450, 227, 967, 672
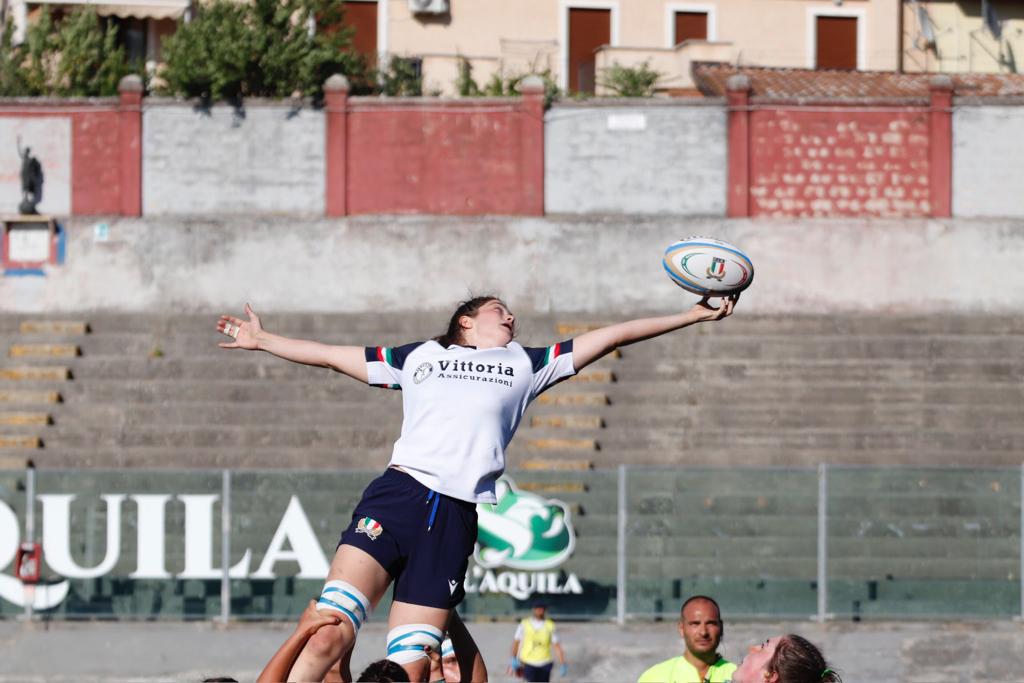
387, 600, 451, 632
324, 543, 392, 609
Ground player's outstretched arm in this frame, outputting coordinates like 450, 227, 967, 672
217, 304, 369, 383
571, 295, 738, 371
257, 600, 341, 683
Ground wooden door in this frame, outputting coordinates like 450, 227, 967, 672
343, 1, 378, 66
568, 7, 611, 94
815, 16, 857, 70
674, 11, 708, 44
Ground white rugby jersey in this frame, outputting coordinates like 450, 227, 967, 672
364, 340, 576, 503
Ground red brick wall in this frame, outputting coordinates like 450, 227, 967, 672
326, 85, 545, 216
72, 110, 122, 215
748, 108, 932, 218
0, 99, 138, 216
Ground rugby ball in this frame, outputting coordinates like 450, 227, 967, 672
662, 237, 754, 297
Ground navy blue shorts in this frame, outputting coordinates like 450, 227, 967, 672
339, 468, 478, 610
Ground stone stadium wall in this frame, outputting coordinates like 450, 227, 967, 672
0, 216, 1020, 314
544, 100, 727, 215
5, 86, 1024, 219
953, 104, 1024, 218
142, 102, 327, 216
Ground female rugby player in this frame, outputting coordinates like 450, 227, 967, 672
732, 634, 841, 683
218, 294, 738, 681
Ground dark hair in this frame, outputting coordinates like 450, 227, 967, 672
433, 295, 505, 348
357, 658, 411, 682
768, 634, 842, 683
680, 594, 722, 622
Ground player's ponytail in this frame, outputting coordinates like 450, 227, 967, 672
434, 295, 502, 348
768, 635, 842, 683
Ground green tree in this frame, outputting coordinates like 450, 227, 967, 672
18, 9, 59, 95
0, 8, 131, 96
159, 0, 254, 101
54, 8, 132, 96
378, 56, 422, 96
598, 61, 661, 97
455, 57, 481, 97
0, 22, 27, 96
160, 0, 366, 101
453, 58, 560, 106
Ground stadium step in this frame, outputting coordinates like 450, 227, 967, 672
8, 344, 80, 358
519, 459, 594, 471
555, 323, 611, 336
525, 438, 598, 451
535, 392, 609, 406
0, 413, 50, 426
518, 482, 588, 494
0, 391, 61, 404
0, 366, 71, 381
530, 415, 604, 429
18, 320, 89, 335
0, 435, 41, 449
569, 368, 614, 383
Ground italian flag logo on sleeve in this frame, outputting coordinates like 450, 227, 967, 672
543, 343, 565, 367
356, 517, 383, 541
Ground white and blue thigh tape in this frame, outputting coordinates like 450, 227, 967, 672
316, 580, 370, 632
385, 623, 444, 665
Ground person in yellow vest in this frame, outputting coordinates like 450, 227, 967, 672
508, 601, 568, 682
638, 595, 737, 683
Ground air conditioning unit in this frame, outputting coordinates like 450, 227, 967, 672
408, 0, 449, 15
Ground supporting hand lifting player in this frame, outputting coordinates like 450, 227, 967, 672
217, 294, 738, 682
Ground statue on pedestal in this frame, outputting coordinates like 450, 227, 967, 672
17, 138, 44, 215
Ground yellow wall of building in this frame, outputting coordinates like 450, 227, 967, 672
378, 0, 900, 95
902, 0, 1024, 73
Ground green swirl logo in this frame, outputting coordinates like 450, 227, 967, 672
474, 477, 576, 570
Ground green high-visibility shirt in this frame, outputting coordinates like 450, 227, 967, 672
637, 655, 736, 683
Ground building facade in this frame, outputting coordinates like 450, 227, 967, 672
6, 0, 187, 71
341, 0, 901, 95
902, 0, 1024, 74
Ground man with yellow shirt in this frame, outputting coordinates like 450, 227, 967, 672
509, 601, 568, 682
638, 595, 736, 683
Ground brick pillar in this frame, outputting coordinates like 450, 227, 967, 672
726, 74, 752, 218
519, 75, 546, 216
928, 75, 953, 218
324, 74, 350, 217
118, 75, 143, 217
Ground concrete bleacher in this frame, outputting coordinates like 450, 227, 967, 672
1, 311, 1020, 470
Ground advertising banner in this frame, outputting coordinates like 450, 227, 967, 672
0, 469, 618, 619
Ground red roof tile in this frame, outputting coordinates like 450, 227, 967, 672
692, 63, 1024, 101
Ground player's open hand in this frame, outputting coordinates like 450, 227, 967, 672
217, 303, 262, 350
690, 293, 739, 322
296, 599, 341, 638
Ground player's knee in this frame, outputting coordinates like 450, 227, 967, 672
385, 624, 444, 665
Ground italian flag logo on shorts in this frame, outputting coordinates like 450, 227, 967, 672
356, 517, 383, 541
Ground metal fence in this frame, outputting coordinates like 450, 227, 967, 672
0, 465, 1020, 622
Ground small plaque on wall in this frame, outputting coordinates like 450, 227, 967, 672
2, 215, 61, 274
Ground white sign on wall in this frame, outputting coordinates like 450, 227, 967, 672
607, 113, 647, 131
7, 225, 50, 263
0, 119, 72, 216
